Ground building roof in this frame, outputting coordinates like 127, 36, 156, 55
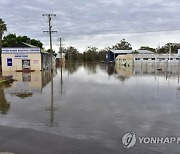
8, 42, 39, 48
22, 42, 51, 54
110, 50, 132, 54
133, 54, 179, 58
22, 42, 38, 48
41, 50, 50, 54
137, 50, 154, 54
110, 49, 154, 54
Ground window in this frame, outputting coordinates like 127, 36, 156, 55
7, 58, 12, 66
143, 58, 148, 60
135, 58, 140, 60
151, 58, 155, 60
176, 58, 180, 60
168, 58, 173, 60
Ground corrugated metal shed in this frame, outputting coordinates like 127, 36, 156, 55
110, 50, 132, 54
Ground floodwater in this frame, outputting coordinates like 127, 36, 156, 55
0, 63, 180, 153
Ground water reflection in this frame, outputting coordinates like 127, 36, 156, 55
0, 63, 180, 153
104, 64, 180, 83
2, 71, 55, 99
45, 71, 59, 127
0, 84, 10, 114
106, 64, 115, 76
65, 62, 82, 75
83, 63, 98, 74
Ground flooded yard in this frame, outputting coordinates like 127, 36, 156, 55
0, 63, 180, 153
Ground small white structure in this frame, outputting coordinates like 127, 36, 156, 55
1, 43, 56, 72
114, 50, 180, 66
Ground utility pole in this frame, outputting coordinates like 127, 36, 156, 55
42, 14, 57, 71
168, 43, 171, 79
59, 37, 62, 64
59, 37, 63, 94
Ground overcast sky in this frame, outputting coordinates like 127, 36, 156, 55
1, 0, 180, 52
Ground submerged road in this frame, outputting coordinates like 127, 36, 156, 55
0, 125, 116, 154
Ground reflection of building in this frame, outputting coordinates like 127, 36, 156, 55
116, 54, 133, 66
105, 62, 180, 82
115, 65, 133, 78
56, 53, 65, 66
3, 71, 55, 98
1, 42, 55, 71
106, 64, 115, 76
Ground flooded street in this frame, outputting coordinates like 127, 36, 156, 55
0, 63, 180, 153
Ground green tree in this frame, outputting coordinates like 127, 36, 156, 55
0, 18, 7, 64
83, 46, 99, 62
31, 39, 43, 49
2, 33, 17, 47
2, 34, 43, 48
112, 39, 132, 50
65, 46, 79, 62
0, 18, 7, 50
47, 49, 57, 56
157, 43, 180, 54
98, 48, 108, 62
139, 46, 156, 52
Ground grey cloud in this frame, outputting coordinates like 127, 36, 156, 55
1, 0, 180, 51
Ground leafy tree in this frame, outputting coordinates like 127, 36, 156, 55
157, 43, 180, 54
0, 18, 7, 64
31, 39, 43, 49
98, 48, 108, 61
47, 49, 57, 56
0, 18, 7, 50
112, 39, 132, 50
2, 33, 43, 48
139, 46, 156, 52
2, 33, 17, 47
65, 46, 80, 62
83, 46, 99, 62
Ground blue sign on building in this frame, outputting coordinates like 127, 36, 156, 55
7, 58, 12, 66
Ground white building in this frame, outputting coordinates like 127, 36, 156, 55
114, 50, 180, 66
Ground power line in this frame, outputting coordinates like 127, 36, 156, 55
58, 28, 180, 36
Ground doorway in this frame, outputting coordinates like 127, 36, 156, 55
22, 60, 31, 70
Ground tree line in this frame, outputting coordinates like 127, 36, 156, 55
64, 39, 180, 62
1, 18, 180, 63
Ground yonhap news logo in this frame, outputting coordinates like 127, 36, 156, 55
122, 132, 180, 149
122, 132, 137, 148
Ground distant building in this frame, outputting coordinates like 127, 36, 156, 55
106, 50, 132, 63
106, 49, 180, 65
56, 52, 65, 65
1, 42, 55, 72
